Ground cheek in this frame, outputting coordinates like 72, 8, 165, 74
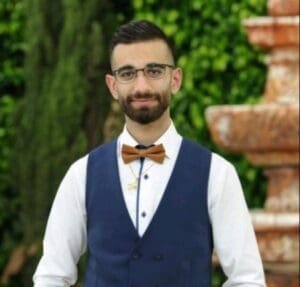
152, 78, 172, 92
159, 80, 173, 95
116, 84, 132, 96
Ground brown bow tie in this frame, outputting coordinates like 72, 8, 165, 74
121, 144, 165, 164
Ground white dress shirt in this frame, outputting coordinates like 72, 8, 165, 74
33, 123, 266, 287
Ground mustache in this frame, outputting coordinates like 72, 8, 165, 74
127, 92, 160, 102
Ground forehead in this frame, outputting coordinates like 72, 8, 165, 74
111, 40, 173, 69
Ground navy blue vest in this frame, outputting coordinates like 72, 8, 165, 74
84, 139, 212, 287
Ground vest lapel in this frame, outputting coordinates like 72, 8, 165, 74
111, 141, 140, 238
138, 139, 187, 242
87, 140, 139, 239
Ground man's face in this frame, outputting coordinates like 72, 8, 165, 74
106, 40, 182, 125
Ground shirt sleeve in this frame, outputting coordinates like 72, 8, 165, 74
208, 153, 266, 287
33, 156, 88, 287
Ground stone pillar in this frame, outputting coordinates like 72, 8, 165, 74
205, 0, 299, 286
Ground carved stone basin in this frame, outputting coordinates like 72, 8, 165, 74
243, 16, 299, 48
205, 104, 299, 165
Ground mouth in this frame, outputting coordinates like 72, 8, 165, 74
129, 94, 159, 108
131, 98, 157, 108
133, 97, 156, 102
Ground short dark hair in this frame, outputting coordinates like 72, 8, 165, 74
109, 20, 176, 63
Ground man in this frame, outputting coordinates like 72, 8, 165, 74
33, 20, 266, 287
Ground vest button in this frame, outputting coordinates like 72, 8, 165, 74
153, 253, 164, 261
131, 251, 142, 260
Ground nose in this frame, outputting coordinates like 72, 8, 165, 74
133, 70, 151, 93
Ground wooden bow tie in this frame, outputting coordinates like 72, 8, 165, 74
121, 144, 165, 164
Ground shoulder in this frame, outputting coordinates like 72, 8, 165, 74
211, 152, 237, 175
88, 139, 117, 157
87, 139, 118, 171
181, 138, 237, 176
181, 138, 211, 156
66, 139, 117, 176
67, 154, 89, 180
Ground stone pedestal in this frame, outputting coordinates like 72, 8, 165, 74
205, 0, 299, 286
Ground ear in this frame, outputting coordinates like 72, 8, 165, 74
105, 74, 119, 100
171, 67, 182, 94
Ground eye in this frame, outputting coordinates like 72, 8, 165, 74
145, 66, 164, 78
118, 69, 135, 80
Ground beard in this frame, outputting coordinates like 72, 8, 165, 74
119, 91, 171, 125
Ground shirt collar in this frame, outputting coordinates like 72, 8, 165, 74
117, 121, 182, 160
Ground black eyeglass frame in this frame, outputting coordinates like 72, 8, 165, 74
111, 63, 176, 83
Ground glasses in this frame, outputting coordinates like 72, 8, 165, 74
112, 63, 175, 83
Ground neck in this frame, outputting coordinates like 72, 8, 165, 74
125, 111, 171, 146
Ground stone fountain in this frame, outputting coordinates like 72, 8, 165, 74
205, 0, 299, 286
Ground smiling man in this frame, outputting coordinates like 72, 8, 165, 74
33, 20, 266, 287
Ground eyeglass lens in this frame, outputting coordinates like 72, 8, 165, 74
114, 63, 174, 82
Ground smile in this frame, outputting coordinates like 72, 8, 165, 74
131, 98, 157, 107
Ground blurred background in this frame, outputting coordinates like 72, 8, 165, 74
0, 0, 270, 286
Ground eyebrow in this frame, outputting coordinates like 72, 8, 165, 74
113, 62, 165, 72
146, 62, 165, 68
113, 65, 134, 73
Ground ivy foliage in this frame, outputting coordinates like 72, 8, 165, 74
133, 0, 267, 207
0, 0, 24, 276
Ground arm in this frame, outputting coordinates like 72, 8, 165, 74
208, 154, 266, 287
33, 156, 88, 287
